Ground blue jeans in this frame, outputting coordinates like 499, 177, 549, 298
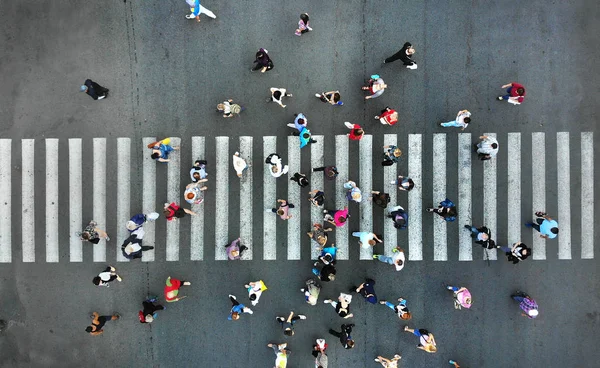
159, 144, 174, 159
447, 285, 459, 292
469, 226, 478, 236
440, 120, 461, 128
377, 255, 394, 265
501, 87, 513, 100
383, 301, 396, 310
499, 246, 511, 253
512, 295, 525, 303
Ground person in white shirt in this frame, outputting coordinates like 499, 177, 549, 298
440, 109, 471, 130
475, 135, 499, 160
266, 153, 289, 178
268, 88, 292, 108
373, 246, 405, 271
232, 152, 249, 178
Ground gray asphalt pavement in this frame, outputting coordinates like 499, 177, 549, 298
0, 1, 599, 367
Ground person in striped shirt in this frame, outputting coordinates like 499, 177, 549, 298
511, 291, 538, 319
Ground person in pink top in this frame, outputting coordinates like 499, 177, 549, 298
445, 285, 472, 310
270, 199, 295, 220
324, 206, 349, 227
497, 82, 526, 104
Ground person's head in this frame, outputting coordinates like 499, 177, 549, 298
491, 143, 498, 149
326, 167, 337, 177
186, 192, 195, 201
396, 259, 404, 267
347, 339, 355, 349
284, 328, 295, 336
317, 236, 327, 246
80, 85, 88, 93
368, 239, 376, 246
528, 309, 539, 317
338, 216, 347, 223
216, 103, 225, 112
151, 152, 160, 159
249, 293, 257, 301
393, 148, 402, 157
425, 345, 437, 353
401, 311, 412, 320
354, 129, 364, 136
273, 90, 282, 100
464, 297, 472, 305
85, 326, 93, 333
464, 117, 471, 124
298, 118, 305, 125
174, 208, 186, 218
163, 209, 172, 218
407, 47, 415, 54
302, 132, 310, 139
522, 249, 529, 255
300, 13, 309, 23
551, 227, 559, 234
381, 84, 388, 89
145, 314, 154, 323
193, 172, 201, 181
92, 276, 101, 285
231, 312, 240, 320
390, 111, 399, 121
230, 249, 239, 258
81, 232, 91, 240
277, 209, 284, 216
351, 192, 361, 201
447, 207, 457, 217
516, 87, 525, 96
333, 93, 341, 102
327, 273, 336, 281
271, 165, 279, 173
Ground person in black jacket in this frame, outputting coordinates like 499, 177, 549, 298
121, 231, 154, 260
383, 42, 417, 68
497, 242, 531, 264
464, 225, 495, 249
328, 324, 355, 349
80, 79, 109, 100
251, 48, 273, 72
139, 296, 166, 323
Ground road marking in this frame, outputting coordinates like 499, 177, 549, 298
116, 138, 130, 262
46, 139, 59, 262
142, 137, 156, 262
335, 135, 349, 260
190, 137, 205, 261
288, 136, 301, 260
240, 136, 253, 260
359, 135, 374, 260
263, 137, 276, 260
0, 139, 11, 263
215, 137, 229, 260
408, 134, 423, 261
483, 133, 497, 261
22, 139, 35, 262
581, 132, 594, 259
433, 134, 447, 261
507, 133, 521, 250
557, 132, 571, 260
68, 139, 82, 263
166, 137, 181, 261
310, 135, 324, 260
532, 132, 546, 260
382, 135, 395, 257
458, 133, 472, 261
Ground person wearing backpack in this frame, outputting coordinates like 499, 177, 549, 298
121, 230, 154, 260
388, 205, 408, 230
139, 296, 166, 324
426, 198, 457, 221
163, 202, 197, 221
251, 48, 273, 73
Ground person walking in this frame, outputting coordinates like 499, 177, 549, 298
379, 297, 411, 320
392, 175, 415, 192
370, 190, 391, 209
362, 75, 387, 99
374, 106, 399, 126
270, 199, 295, 220
245, 280, 267, 306
184, 181, 208, 205
315, 90, 344, 106
228, 294, 253, 320
251, 48, 273, 73
344, 122, 365, 141
525, 211, 559, 239
374, 354, 402, 368
497, 241, 531, 264
475, 135, 499, 161
217, 99, 244, 118
189, 160, 208, 182
351, 278, 378, 304
92, 266, 122, 287
287, 113, 308, 132
267, 343, 290, 368
324, 206, 349, 228
121, 230, 154, 260
86, 312, 119, 335
164, 276, 191, 303
445, 285, 472, 310
464, 224, 493, 248
148, 138, 180, 163
373, 246, 405, 271
125, 212, 159, 233
440, 109, 471, 130
77, 220, 109, 244
313, 165, 339, 180
384, 42, 417, 69
426, 198, 457, 222
293, 127, 317, 148
312, 339, 328, 368
307, 223, 332, 247
276, 311, 307, 336
232, 151, 249, 178
352, 231, 382, 249
295, 13, 313, 36
404, 326, 437, 353
324, 293, 354, 319
312, 259, 336, 282
266, 153, 289, 178
382, 145, 402, 166
388, 205, 408, 230
328, 324, 355, 349
226, 237, 248, 260
138, 296, 166, 324
344, 180, 362, 203
80, 79, 109, 100
308, 189, 325, 207
511, 291, 539, 319
163, 202, 197, 221
302, 278, 322, 305
497, 82, 526, 105
184, 0, 216, 21
268, 87, 292, 108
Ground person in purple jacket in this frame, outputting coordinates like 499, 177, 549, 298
511, 291, 538, 319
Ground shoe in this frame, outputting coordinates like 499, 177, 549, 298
244, 284, 250, 288
323, 209, 327, 214
374, 116, 380, 119
426, 208, 434, 212
446, 285, 453, 290
375, 358, 380, 362
524, 223, 533, 228
229, 294, 235, 298
300, 288, 305, 292
383, 60, 387, 64
464, 225, 471, 229
299, 315, 307, 320
286, 123, 295, 128
109, 266, 116, 271
287, 94, 293, 97
324, 299, 331, 304
379, 300, 386, 305
265, 98, 272, 102
183, 281, 191, 286
105, 236, 110, 241
116, 276, 122, 282
449, 360, 456, 364
392, 248, 399, 253
315, 93, 321, 98
185, 14, 194, 19
398, 297, 405, 301
148, 246, 154, 250
372, 254, 380, 259
404, 325, 409, 331
497, 96, 503, 100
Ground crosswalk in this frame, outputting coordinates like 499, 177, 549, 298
0, 132, 594, 263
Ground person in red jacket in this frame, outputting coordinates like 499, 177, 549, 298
345, 122, 364, 141
374, 107, 399, 126
164, 276, 191, 302
497, 82, 526, 104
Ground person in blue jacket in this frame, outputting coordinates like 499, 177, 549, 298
426, 198, 457, 221
227, 295, 253, 321
184, 0, 216, 22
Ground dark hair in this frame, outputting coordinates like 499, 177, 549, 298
397, 260, 404, 266
447, 207, 457, 217
551, 227, 559, 234
85, 326, 93, 333
347, 340, 355, 348
339, 216, 346, 223
273, 91, 282, 100
298, 118, 305, 125
174, 208, 186, 218
284, 328, 294, 336
249, 294, 257, 301
302, 132, 310, 139
333, 93, 340, 102
491, 143, 498, 149
81, 232, 91, 240
516, 88, 525, 95
151, 153, 159, 159
464, 117, 471, 124
92, 277, 101, 285
193, 172, 200, 179
300, 13, 309, 23
407, 179, 415, 190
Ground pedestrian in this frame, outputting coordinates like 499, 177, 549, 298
80, 79, 109, 100
189, 160, 208, 182
474, 135, 499, 161
312, 260, 336, 282
267, 343, 290, 368
426, 198, 457, 222
352, 231, 382, 249
268, 88, 292, 108
328, 324, 355, 349
361, 74, 387, 99
286, 113, 307, 132
373, 246, 406, 271
324, 293, 354, 319
302, 278, 322, 305
312, 339, 328, 368
525, 211, 559, 239
276, 311, 307, 336
374, 106, 399, 126
184, 0, 217, 21
379, 297, 411, 320
440, 109, 471, 130
307, 223, 332, 247
388, 205, 408, 230
148, 138, 180, 163
77, 220, 110, 244
316, 243, 337, 264
315, 90, 344, 106
391, 175, 415, 192
312, 165, 339, 180
308, 189, 325, 207
403, 326, 437, 353
344, 180, 363, 203
126, 212, 159, 233
163, 202, 197, 221
92, 266, 122, 287
344, 122, 365, 141
217, 99, 244, 118
295, 13, 312, 36
293, 127, 317, 148
384, 42, 417, 69
497, 82, 526, 105
324, 206, 349, 228
511, 291, 539, 319
184, 181, 208, 205
225, 237, 248, 260
164, 276, 191, 302
138, 296, 165, 324
374, 354, 402, 368
370, 190, 391, 209
232, 151, 249, 178
497, 241, 532, 264
251, 48, 273, 73
245, 280, 268, 306
270, 199, 295, 220
121, 230, 154, 260
350, 278, 378, 304
464, 224, 493, 248
266, 153, 289, 178
86, 312, 119, 335
228, 294, 253, 320
382, 145, 402, 166
445, 285, 472, 310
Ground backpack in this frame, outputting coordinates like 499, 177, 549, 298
138, 311, 145, 323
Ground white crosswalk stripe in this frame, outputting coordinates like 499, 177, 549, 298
1, 132, 595, 262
